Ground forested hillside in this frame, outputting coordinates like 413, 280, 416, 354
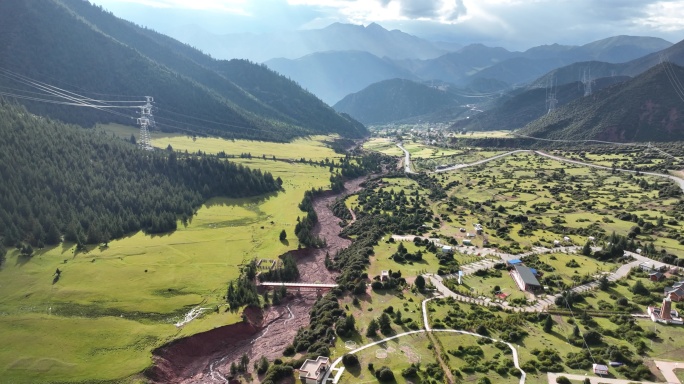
334, 78, 465, 125
0, 101, 280, 251
519, 63, 684, 142
0, 0, 367, 141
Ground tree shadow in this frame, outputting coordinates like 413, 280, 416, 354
346, 364, 362, 377
280, 239, 290, 246
202, 192, 278, 209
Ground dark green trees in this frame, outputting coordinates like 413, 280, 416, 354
0, 102, 280, 248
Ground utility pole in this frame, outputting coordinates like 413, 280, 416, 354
582, 68, 593, 97
546, 77, 557, 114
137, 96, 154, 151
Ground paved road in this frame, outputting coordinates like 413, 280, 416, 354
394, 144, 684, 194
396, 143, 416, 174
433, 150, 530, 173
547, 372, 662, 384
655, 360, 684, 384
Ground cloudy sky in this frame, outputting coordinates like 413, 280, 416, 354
90, 0, 684, 49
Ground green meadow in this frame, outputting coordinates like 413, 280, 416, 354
435, 152, 684, 256
98, 123, 344, 161
0, 137, 334, 383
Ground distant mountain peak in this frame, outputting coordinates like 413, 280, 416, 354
365, 22, 386, 31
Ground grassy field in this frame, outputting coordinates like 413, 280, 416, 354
337, 332, 436, 384
0, 140, 334, 382
436, 152, 684, 256
363, 138, 404, 157
97, 123, 343, 161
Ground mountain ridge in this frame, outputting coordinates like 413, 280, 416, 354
0, 0, 367, 141
519, 63, 684, 142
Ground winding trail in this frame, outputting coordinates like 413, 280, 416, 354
323, 296, 526, 384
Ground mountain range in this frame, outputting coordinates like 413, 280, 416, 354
334, 37, 684, 133
265, 32, 671, 104
165, 22, 457, 63
0, 0, 366, 142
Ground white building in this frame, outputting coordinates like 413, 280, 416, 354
299, 356, 330, 384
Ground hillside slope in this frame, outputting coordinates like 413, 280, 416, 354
0, 100, 279, 248
0, 0, 366, 141
333, 78, 465, 125
519, 63, 684, 142
452, 76, 629, 132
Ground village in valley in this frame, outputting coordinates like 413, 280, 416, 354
3, 3, 684, 384
290, 134, 684, 384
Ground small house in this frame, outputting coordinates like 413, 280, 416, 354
553, 240, 560, 246
507, 259, 522, 266
563, 236, 571, 243
462, 239, 472, 246
665, 282, 684, 301
649, 272, 665, 282
441, 246, 453, 254
639, 262, 654, 272
669, 288, 684, 302
636, 248, 643, 254
474, 223, 483, 235
299, 356, 330, 384
592, 364, 609, 375
588, 236, 596, 242
380, 270, 390, 282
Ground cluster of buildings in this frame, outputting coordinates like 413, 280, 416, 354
648, 297, 683, 325
645, 269, 684, 324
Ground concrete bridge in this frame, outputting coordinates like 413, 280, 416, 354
258, 282, 338, 294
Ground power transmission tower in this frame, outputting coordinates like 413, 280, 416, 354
137, 96, 154, 151
546, 77, 557, 114
582, 67, 593, 97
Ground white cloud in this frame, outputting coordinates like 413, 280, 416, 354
637, 1, 684, 31
96, 0, 250, 13
287, 0, 467, 24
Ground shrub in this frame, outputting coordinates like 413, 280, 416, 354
375, 366, 395, 382
401, 365, 418, 378
342, 354, 359, 367
556, 376, 571, 384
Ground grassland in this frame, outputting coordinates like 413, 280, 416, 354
337, 332, 436, 384
552, 148, 684, 172
434, 152, 684, 256
0, 137, 334, 383
363, 138, 404, 157
97, 123, 344, 161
